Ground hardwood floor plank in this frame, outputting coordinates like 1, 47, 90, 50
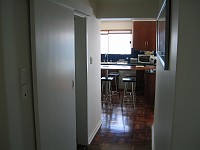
78, 94, 154, 150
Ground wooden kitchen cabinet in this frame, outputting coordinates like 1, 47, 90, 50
133, 21, 156, 51
144, 72, 156, 106
136, 70, 145, 93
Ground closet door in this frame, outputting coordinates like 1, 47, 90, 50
30, 0, 76, 150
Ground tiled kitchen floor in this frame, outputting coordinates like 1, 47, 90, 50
79, 94, 154, 150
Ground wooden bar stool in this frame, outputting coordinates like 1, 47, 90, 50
121, 77, 136, 109
101, 76, 114, 109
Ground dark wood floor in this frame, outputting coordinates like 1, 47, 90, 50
78, 93, 154, 150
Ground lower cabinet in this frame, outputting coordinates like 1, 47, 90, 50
136, 70, 145, 94
144, 72, 156, 106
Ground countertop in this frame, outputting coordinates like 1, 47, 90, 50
101, 64, 156, 71
101, 62, 156, 66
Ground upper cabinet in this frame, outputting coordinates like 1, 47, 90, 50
133, 21, 156, 51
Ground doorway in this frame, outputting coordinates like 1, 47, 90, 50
74, 14, 88, 146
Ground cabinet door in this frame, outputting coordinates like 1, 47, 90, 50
30, 0, 76, 150
133, 21, 156, 51
133, 21, 147, 50
146, 21, 156, 51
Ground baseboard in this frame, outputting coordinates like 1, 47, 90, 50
88, 120, 102, 144
152, 124, 155, 150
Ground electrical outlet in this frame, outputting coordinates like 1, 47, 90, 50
21, 85, 28, 100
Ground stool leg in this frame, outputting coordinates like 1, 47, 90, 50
108, 81, 112, 109
101, 81, 104, 94
101, 80, 113, 110
121, 81, 136, 110
131, 82, 135, 109
101, 81, 105, 105
114, 77, 117, 92
125, 82, 127, 94
122, 82, 127, 108
116, 76, 120, 100
112, 75, 120, 103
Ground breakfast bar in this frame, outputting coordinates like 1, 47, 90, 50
101, 64, 156, 71
101, 64, 156, 106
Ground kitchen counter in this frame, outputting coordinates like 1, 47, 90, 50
101, 62, 155, 66
101, 64, 156, 94
101, 64, 156, 71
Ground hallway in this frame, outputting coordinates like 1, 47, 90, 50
85, 95, 154, 150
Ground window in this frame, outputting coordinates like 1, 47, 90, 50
100, 30, 132, 54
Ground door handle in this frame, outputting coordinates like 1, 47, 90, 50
72, 80, 75, 89
145, 42, 148, 47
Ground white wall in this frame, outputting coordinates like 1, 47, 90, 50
101, 20, 133, 30
0, 0, 36, 150
154, 0, 178, 149
87, 15, 101, 144
171, 0, 200, 149
154, 0, 200, 150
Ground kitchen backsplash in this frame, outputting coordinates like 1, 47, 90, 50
101, 49, 156, 63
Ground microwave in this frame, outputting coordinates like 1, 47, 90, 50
138, 54, 155, 64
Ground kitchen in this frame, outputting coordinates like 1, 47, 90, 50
100, 20, 157, 107
94, 19, 157, 149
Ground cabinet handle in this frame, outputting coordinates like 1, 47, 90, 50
147, 42, 149, 47
145, 42, 146, 47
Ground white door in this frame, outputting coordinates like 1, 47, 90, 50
30, 0, 76, 150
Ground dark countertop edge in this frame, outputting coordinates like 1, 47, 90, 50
101, 62, 156, 66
